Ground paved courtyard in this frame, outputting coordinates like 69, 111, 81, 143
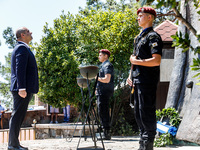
0, 136, 199, 150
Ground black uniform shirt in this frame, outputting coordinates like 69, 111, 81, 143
133, 27, 163, 85
96, 60, 114, 96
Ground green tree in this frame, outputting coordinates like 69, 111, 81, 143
79, 0, 139, 16
35, 13, 81, 108
0, 27, 16, 107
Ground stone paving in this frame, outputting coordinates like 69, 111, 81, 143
0, 136, 199, 150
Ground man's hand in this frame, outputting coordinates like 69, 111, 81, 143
18, 90, 27, 98
130, 55, 137, 65
127, 77, 134, 87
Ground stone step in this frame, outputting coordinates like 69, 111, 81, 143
32, 123, 98, 139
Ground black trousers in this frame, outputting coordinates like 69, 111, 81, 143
133, 84, 157, 142
97, 95, 111, 130
8, 91, 33, 147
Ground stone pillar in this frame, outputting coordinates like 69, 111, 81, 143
35, 95, 45, 106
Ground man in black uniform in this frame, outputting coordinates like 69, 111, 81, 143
96, 49, 114, 140
127, 7, 163, 150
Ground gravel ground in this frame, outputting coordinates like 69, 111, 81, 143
0, 136, 199, 150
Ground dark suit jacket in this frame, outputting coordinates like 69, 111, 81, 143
10, 41, 39, 94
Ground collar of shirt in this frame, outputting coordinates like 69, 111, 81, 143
18, 41, 30, 48
101, 59, 109, 66
140, 27, 153, 36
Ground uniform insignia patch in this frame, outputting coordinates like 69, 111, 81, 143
152, 42, 158, 47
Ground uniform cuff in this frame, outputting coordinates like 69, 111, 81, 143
19, 88, 26, 91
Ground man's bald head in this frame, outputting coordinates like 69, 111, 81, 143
16, 27, 27, 39
15, 27, 32, 44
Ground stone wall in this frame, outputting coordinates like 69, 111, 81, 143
33, 124, 96, 140
2, 105, 79, 129
2, 109, 48, 129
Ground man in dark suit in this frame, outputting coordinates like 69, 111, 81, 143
8, 27, 39, 150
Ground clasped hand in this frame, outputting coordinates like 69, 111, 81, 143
18, 90, 27, 98
127, 77, 134, 87
130, 55, 137, 65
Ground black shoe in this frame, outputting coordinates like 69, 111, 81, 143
19, 145, 28, 150
8, 146, 19, 150
103, 136, 111, 140
103, 129, 111, 140
8, 145, 28, 150
143, 141, 153, 150
138, 139, 144, 150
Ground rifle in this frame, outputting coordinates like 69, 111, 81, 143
129, 63, 134, 109
129, 32, 143, 108
129, 54, 141, 109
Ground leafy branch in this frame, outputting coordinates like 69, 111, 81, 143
172, 7, 197, 35
171, 32, 192, 52
154, 133, 173, 147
